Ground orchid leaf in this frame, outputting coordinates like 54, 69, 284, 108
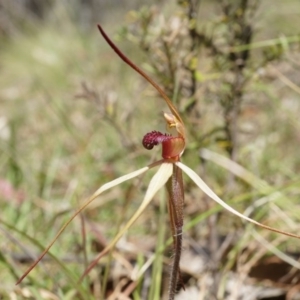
79, 162, 173, 280
176, 162, 300, 239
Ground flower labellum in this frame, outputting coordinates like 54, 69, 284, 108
142, 131, 185, 160
142, 112, 186, 161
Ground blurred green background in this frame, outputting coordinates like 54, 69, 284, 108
1, 1, 300, 299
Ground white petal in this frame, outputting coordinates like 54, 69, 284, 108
91, 166, 150, 199
87, 159, 166, 208
200, 148, 297, 230
101, 162, 172, 251
16, 163, 159, 284
81, 162, 173, 277
176, 162, 300, 239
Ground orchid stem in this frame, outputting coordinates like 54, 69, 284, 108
166, 163, 185, 299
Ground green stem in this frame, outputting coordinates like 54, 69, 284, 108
149, 189, 166, 300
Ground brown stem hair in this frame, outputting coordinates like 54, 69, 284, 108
166, 164, 185, 299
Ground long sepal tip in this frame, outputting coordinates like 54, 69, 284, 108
176, 161, 300, 240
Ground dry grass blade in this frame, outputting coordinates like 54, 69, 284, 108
252, 231, 300, 269
270, 66, 300, 95
175, 162, 300, 239
79, 162, 173, 280
200, 148, 270, 192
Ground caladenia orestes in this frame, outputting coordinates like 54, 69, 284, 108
17, 25, 300, 299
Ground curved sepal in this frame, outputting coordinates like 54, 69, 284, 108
176, 162, 300, 240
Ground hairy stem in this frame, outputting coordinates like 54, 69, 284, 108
166, 163, 185, 300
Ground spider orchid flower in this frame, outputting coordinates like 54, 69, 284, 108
17, 25, 300, 300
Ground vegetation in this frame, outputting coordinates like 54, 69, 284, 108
1, 1, 300, 299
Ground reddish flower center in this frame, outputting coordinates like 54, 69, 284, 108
142, 131, 172, 150
142, 131, 185, 160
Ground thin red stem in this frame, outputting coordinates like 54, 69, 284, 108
166, 163, 185, 299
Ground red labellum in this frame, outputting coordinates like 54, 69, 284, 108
142, 131, 185, 160
161, 137, 185, 159
142, 131, 171, 150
